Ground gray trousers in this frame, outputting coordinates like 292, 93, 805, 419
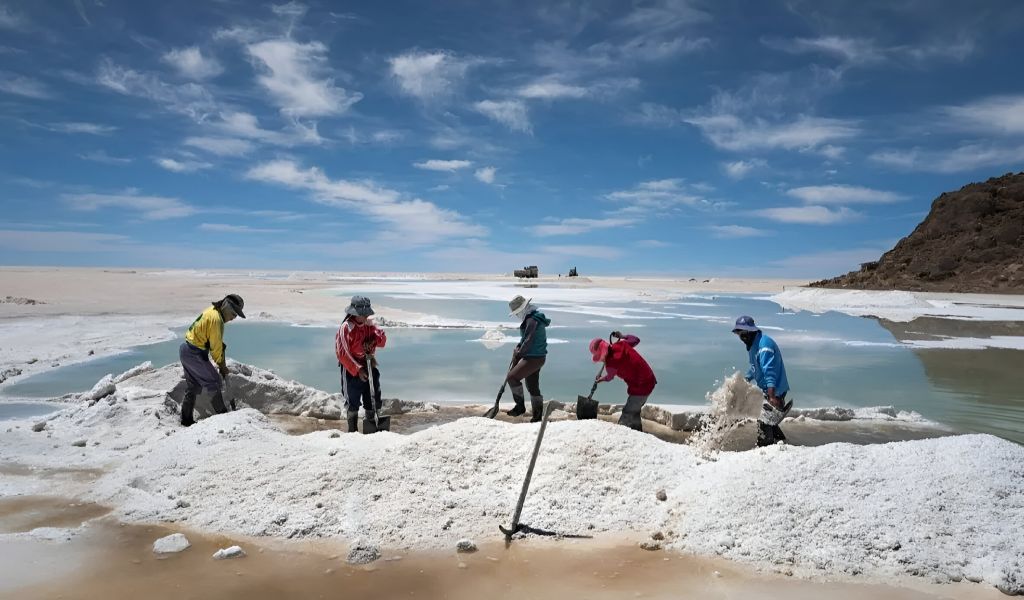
618, 395, 648, 432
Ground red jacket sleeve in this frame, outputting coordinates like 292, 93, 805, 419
336, 323, 361, 377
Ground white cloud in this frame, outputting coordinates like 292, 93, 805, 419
763, 36, 884, 64
869, 144, 1024, 173
413, 159, 473, 172
765, 36, 975, 66
184, 136, 255, 156
534, 217, 636, 236
475, 166, 497, 184
96, 58, 217, 121
517, 80, 589, 99
708, 225, 770, 238
247, 39, 362, 117
722, 159, 765, 179
155, 157, 213, 173
62, 190, 196, 220
46, 122, 116, 135
79, 150, 132, 165
199, 223, 280, 233
372, 130, 403, 143
818, 144, 845, 159
786, 185, 906, 205
473, 99, 531, 133
942, 95, 1024, 135
0, 229, 130, 253
606, 179, 705, 212
0, 5, 27, 30
754, 205, 860, 225
429, 184, 450, 192
636, 239, 672, 248
686, 113, 860, 152
0, 72, 52, 99
211, 111, 323, 147
162, 46, 223, 80
245, 159, 486, 243
389, 50, 476, 101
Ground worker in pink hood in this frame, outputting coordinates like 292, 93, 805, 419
589, 331, 657, 431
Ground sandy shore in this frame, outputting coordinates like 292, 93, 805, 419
0, 495, 1004, 600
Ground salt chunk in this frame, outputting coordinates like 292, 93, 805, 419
213, 545, 246, 560
153, 533, 191, 554
456, 539, 477, 553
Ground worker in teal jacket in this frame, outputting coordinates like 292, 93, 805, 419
505, 295, 551, 422
732, 316, 792, 446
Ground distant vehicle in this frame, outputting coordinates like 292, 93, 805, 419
568, 267, 578, 277
514, 265, 539, 278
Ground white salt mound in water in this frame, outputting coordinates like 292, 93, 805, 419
688, 372, 763, 455
477, 328, 508, 350
2, 362, 1022, 594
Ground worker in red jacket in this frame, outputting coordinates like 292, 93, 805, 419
589, 331, 657, 432
335, 295, 387, 433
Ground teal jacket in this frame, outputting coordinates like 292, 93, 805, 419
516, 310, 551, 359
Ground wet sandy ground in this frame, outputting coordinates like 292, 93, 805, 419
0, 494, 1002, 600
269, 407, 950, 450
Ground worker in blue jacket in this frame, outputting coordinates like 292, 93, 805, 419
732, 316, 792, 446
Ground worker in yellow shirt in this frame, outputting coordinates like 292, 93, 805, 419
179, 294, 246, 426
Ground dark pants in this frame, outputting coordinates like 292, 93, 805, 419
507, 357, 544, 400
756, 393, 789, 447
342, 366, 382, 415
179, 342, 226, 425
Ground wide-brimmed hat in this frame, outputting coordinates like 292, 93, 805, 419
508, 295, 532, 317
589, 338, 609, 362
346, 295, 374, 317
732, 315, 759, 333
222, 294, 246, 319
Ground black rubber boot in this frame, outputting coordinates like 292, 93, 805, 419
210, 391, 228, 415
506, 396, 526, 417
530, 397, 544, 423
347, 411, 359, 433
180, 391, 196, 426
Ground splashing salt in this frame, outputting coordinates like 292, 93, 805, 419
689, 372, 763, 456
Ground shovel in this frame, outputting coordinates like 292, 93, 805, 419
500, 400, 558, 542
362, 353, 390, 433
576, 334, 614, 420
483, 357, 517, 419
576, 364, 604, 420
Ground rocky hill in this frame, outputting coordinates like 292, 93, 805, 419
811, 172, 1024, 293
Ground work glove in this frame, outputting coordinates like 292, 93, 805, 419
230, 399, 237, 411
358, 367, 369, 382
218, 364, 230, 379
611, 331, 622, 339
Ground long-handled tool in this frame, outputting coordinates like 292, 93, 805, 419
576, 334, 614, 420
499, 400, 558, 543
483, 357, 517, 419
362, 352, 390, 433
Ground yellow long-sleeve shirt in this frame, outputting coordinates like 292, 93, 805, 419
185, 306, 226, 367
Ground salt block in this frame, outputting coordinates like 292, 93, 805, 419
456, 539, 477, 553
153, 533, 191, 554
346, 542, 381, 565
87, 375, 116, 401
212, 545, 246, 560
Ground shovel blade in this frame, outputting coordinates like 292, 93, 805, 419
483, 405, 500, 419
362, 416, 391, 434
576, 395, 599, 420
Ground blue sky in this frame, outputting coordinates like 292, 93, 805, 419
2, 0, 1023, 277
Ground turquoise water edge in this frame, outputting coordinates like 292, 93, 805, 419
3, 285, 1022, 444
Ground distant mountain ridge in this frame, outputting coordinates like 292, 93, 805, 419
812, 172, 1024, 293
